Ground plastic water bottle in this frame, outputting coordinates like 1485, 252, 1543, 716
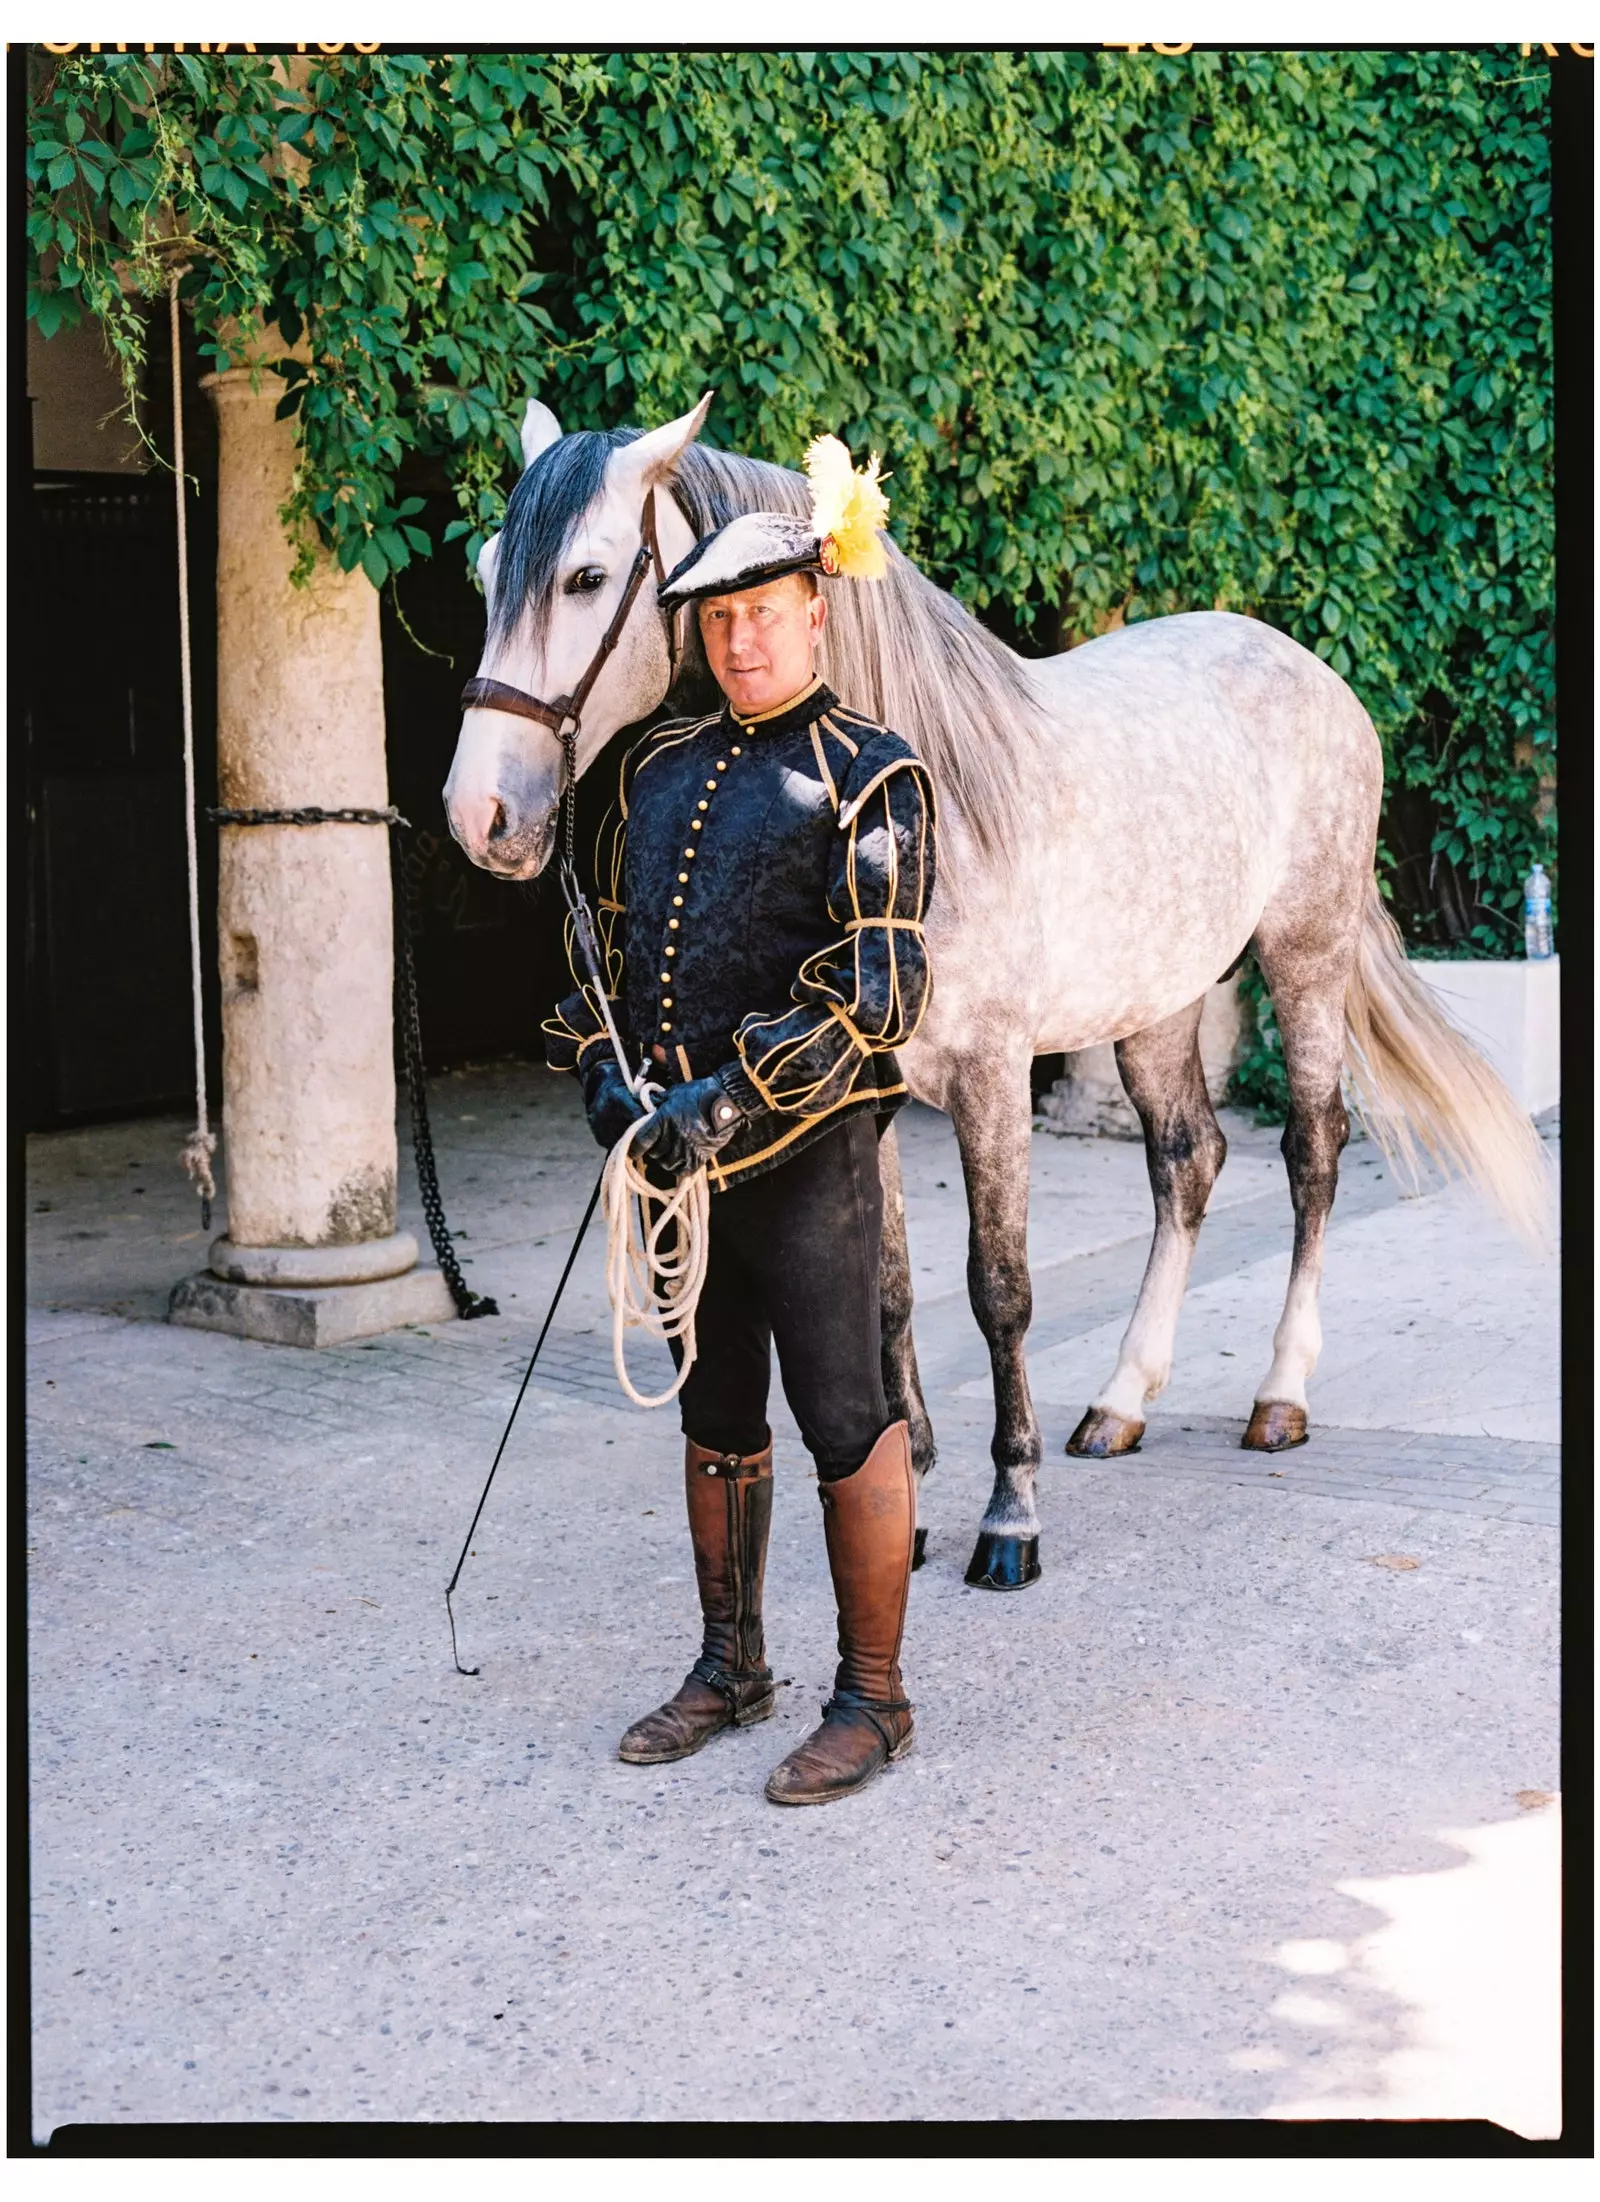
1523, 864, 1553, 960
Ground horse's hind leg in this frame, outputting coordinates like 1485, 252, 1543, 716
877, 1118, 936, 1568
949, 1052, 1045, 1591
1066, 1000, 1227, 1456
1241, 929, 1353, 1450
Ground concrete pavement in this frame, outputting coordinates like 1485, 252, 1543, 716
26, 1067, 1562, 2133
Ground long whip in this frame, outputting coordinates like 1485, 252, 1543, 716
444, 1159, 606, 1677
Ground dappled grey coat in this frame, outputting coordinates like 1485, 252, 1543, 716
542, 680, 937, 1189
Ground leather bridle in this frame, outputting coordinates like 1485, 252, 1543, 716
457, 483, 677, 1031
458, 484, 675, 816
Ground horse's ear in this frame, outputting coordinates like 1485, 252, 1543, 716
615, 391, 714, 490
520, 398, 563, 471
477, 530, 501, 596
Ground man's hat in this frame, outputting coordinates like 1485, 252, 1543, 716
658, 435, 890, 611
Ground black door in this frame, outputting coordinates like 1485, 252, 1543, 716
23, 471, 221, 1128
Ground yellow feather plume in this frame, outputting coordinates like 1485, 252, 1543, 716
804, 433, 890, 580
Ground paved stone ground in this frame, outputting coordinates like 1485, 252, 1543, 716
26, 1067, 1561, 2134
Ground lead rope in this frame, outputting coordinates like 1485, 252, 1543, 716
552, 722, 708, 1407
170, 270, 216, 1230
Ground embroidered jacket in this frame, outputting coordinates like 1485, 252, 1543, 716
543, 679, 937, 1188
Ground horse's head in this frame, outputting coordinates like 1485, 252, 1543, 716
443, 394, 709, 878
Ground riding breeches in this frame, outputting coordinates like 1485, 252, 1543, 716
668, 1111, 889, 1480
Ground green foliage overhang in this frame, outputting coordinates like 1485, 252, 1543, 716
27, 45, 1554, 962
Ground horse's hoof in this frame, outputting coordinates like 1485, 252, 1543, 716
913, 1525, 928, 1572
1242, 1401, 1309, 1452
1065, 1408, 1145, 1458
964, 1532, 1042, 1591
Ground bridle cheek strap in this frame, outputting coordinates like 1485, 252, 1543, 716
457, 483, 675, 879
458, 482, 675, 761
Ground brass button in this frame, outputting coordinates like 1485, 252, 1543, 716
696, 802, 708, 813
705, 779, 718, 791
661, 997, 673, 1009
731, 745, 741, 756
683, 847, 695, 858
660, 1020, 672, 1032
678, 872, 689, 884
659, 971, 670, 983
665, 945, 676, 956
672, 895, 684, 907
716, 760, 728, 771
668, 918, 680, 930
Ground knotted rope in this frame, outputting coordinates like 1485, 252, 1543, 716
170, 268, 216, 1229
601, 1093, 710, 1408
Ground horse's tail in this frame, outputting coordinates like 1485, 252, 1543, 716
1343, 882, 1553, 1245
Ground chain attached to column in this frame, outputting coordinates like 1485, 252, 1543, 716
389, 823, 499, 1320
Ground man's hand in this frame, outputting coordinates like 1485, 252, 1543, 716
634, 1072, 749, 1177
581, 1054, 647, 1152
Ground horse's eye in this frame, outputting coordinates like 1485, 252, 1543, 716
566, 566, 606, 595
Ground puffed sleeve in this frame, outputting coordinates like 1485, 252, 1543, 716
728, 738, 936, 1115
541, 751, 630, 1075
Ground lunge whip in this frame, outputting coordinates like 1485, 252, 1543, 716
444, 1156, 606, 1677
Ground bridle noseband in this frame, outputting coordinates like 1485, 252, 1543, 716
458, 484, 675, 858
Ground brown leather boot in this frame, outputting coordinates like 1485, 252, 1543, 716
765, 1421, 916, 1806
618, 1437, 776, 1764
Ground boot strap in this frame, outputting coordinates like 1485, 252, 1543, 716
820, 1690, 913, 1750
694, 1448, 772, 1480
692, 1655, 773, 1705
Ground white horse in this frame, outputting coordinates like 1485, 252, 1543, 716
445, 396, 1548, 1589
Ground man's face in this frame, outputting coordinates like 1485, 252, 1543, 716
697, 574, 827, 716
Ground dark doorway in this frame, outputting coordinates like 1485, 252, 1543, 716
23, 468, 223, 1128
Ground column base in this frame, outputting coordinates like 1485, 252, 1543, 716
168, 1264, 457, 1348
208, 1229, 420, 1287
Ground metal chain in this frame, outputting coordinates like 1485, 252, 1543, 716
208, 805, 407, 827
561, 726, 579, 873
388, 824, 499, 1321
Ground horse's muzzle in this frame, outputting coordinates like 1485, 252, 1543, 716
449, 796, 557, 881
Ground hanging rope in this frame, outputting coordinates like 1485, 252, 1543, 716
170, 269, 216, 1231
601, 1101, 710, 1407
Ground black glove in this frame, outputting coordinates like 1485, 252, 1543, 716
580, 1052, 647, 1152
634, 1070, 750, 1177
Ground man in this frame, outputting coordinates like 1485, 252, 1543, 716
543, 442, 936, 1806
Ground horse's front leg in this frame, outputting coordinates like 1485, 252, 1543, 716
950, 1054, 1043, 1591
877, 1118, 936, 1568
1066, 1000, 1226, 1456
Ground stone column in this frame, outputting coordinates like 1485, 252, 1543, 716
169, 345, 453, 1347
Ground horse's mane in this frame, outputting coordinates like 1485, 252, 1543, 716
492, 425, 1051, 863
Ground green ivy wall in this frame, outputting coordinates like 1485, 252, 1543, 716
28, 45, 1555, 998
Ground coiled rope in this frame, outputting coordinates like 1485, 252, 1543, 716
601, 1093, 710, 1407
